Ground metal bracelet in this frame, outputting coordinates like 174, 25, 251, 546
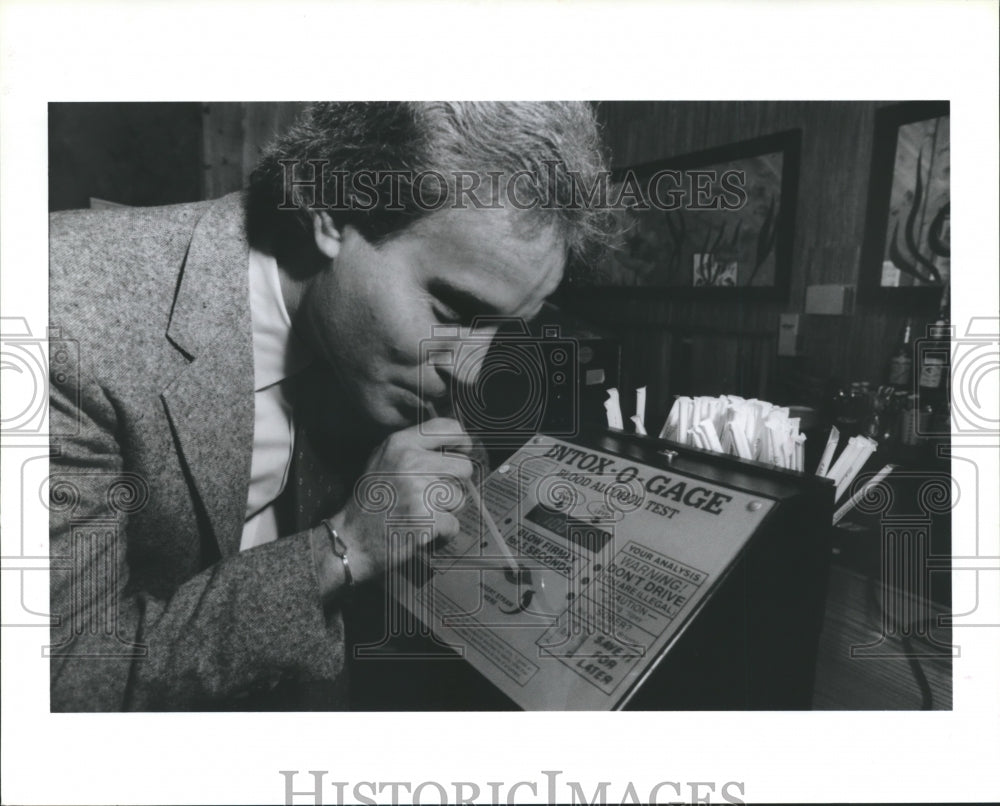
321, 518, 353, 588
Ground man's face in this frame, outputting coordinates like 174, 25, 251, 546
297, 206, 566, 429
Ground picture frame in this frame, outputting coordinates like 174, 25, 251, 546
859, 101, 950, 301
563, 129, 801, 299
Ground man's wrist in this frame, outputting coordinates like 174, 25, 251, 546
308, 512, 352, 609
321, 517, 353, 588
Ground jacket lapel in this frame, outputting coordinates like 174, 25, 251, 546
161, 192, 254, 558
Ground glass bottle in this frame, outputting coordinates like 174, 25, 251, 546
887, 318, 913, 388
918, 286, 950, 401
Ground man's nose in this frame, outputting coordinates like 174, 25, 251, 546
428, 327, 498, 390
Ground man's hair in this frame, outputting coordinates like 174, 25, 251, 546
246, 102, 613, 270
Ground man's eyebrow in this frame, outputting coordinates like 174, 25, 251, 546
428, 279, 503, 317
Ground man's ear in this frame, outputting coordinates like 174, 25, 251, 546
310, 211, 342, 260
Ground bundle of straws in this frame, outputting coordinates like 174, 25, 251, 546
658, 395, 807, 471
603, 387, 895, 525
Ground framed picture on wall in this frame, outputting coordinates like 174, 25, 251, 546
859, 101, 950, 300
563, 129, 801, 299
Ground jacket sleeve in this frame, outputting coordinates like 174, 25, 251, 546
48, 338, 347, 711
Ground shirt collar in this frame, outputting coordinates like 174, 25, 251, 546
248, 247, 311, 390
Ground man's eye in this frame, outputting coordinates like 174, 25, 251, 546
433, 304, 462, 324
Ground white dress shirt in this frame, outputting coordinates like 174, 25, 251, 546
239, 248, 311, 551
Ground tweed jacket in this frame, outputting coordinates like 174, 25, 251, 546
48, 192, 348, 711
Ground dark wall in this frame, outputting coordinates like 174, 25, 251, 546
556, 101, 943, 425
47, 102, 307, 212
48, 103, 203, 211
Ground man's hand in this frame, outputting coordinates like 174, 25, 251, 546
320, 417, 475, 591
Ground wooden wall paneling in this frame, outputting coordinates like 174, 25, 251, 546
242, 104, 274, 185
202, 102, 309, 198
575, 101, 925, 413
241, 102, 309, 185
201, 102, 245, 200
691, 335, 738, 397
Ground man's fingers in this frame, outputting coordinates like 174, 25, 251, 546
410, 417, 476, 452
433, 511, 461, 541
437, 454, 474, 481
405, 469, 470, 513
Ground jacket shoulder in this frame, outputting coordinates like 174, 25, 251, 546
49, 198, 215, 267
48, 195, 243, 386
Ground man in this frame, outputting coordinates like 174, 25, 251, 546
48, 102, 611, 710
